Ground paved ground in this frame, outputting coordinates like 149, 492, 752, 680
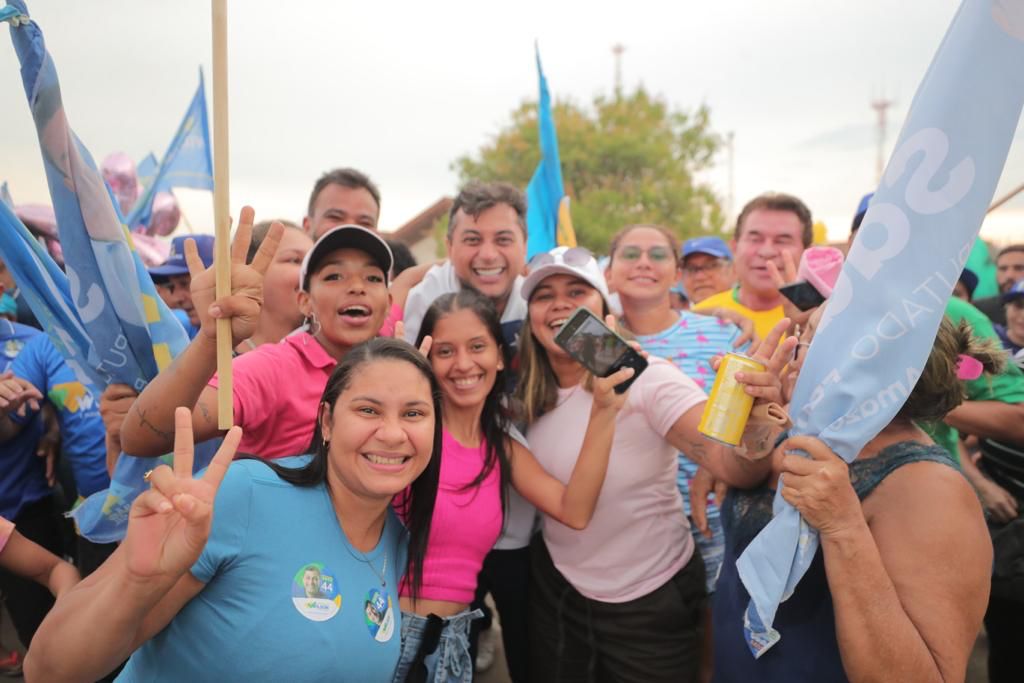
1, 603, 991, 682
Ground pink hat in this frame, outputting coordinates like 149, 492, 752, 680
797, 246, 844, 298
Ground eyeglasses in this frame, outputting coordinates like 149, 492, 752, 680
528, 246, 595, 270
681, 261, 726, 276
616, 245, 674, 263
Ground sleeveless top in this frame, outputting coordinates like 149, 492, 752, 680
397, 429, 503, 604
712, 441, 958, 682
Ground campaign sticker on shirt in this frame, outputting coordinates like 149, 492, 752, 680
3, 339, 24, 360
291, 563, 341, 622
364, 588, 395, 642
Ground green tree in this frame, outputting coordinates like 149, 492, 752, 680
454, 86, 725, 253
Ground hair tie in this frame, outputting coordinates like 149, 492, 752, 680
956, 354, 983, 381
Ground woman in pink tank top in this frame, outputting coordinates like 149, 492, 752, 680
392, 289, 635, 683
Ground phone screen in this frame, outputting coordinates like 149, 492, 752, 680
564, 314, 632, 376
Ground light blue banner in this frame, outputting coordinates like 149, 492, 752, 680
736, 0, 1024, 657
6, 0, 196, 542
525, 45, 565, 259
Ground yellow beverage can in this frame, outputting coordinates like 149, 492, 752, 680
698, 353, 766, 446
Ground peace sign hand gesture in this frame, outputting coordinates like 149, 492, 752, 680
123, 408, 242, 584
188, 206, 284, 347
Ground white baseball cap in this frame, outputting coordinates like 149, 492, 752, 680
521, 246, 611, 305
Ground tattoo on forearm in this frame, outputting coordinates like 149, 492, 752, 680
196, 401, 212, 425
133, 406, 174, 441
685, 439, 708, 465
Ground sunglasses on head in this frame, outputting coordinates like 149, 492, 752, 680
528, 246, 595, 270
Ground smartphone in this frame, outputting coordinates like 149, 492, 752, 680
778, 281, 826, 312
554, 307, 648, 394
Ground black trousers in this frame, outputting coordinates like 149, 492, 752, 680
469, 546, 532, 682
0, 496, 64, 648
528, 535, 706, 683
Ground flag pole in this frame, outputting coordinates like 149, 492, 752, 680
211, 0, 233, 429
987, 180, 1024, 214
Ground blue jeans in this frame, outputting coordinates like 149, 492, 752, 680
391, 609, 482, 683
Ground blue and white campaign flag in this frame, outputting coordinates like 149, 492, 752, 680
0, 181, 13, 208
6, 0, 196, 542
127, 69, 213, 229
525, 45, 568, 259
136, 152, 158, 192
735, 0, 1024, 657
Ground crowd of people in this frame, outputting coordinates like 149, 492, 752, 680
1, 167, 1023, 682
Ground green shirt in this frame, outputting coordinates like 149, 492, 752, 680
918, 297, 1024, 461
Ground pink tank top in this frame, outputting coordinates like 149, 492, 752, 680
399, 429, 503, 603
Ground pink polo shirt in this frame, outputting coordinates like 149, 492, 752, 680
208, 332, 335, 458
526, 357, 705, 603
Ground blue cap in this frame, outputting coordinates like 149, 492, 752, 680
958, 269, 979, 298
0, 293, 16, 317
1003, 279, 1024, 303
682, 236, 732, 260
149, 235, 215, 278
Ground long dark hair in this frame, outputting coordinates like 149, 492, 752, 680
254, 337, 441, 600
416, 289, 512, 520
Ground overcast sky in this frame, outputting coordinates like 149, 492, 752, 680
1, 0, 1022, 244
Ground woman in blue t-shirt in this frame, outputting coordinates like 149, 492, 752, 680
23, 338, 442, 683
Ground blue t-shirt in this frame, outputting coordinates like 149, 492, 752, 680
10, 334, 109, 498
634, 311, 744, 520
118, 457, 409, 683
0, 320, 49, 519
172, 308, 200, 340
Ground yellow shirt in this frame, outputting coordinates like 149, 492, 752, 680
693, 288, 785, 341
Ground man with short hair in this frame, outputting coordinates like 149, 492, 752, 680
149, 235, 215, 339
303, 168, 381, 239
692, 192, 811, 340
973, 244, 1024, 326
400, 181, 531, 681
402, 181, 528, 348
680, 236, 735, 305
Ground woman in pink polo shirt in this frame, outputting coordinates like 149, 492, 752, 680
515, 247, 794, 683
120, 206, 393, 460
391, 289, 634, 683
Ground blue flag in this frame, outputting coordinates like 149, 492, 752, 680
736, 0, 1024, 656
525, 46, 566, 259
6, 0, 195, 542
0, 181, 12, 208
135, 152, 158, 193
126, 69, 213, 229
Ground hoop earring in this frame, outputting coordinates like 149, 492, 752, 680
306, 313, 321, 336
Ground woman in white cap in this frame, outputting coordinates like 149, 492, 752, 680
119, 206, 394, 459
515, 246, 794, 682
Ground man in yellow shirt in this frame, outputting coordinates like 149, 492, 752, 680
693, 193, 812, 340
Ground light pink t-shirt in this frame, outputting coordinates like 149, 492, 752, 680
527, 357, 706, 603
209, 332, 335, 458
0, 516, 14, 555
